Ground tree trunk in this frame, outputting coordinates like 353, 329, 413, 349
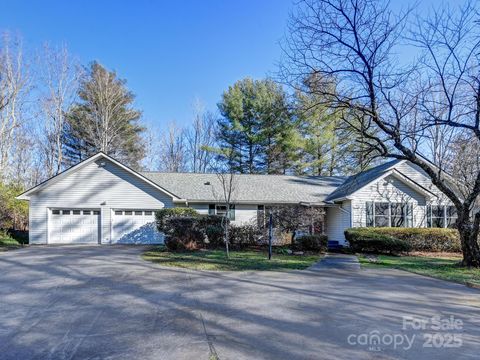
458, 222, 480, 267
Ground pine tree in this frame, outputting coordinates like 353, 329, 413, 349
217, 78, 298, 174
62, 62, 144, 169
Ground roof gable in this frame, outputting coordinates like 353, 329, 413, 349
17, 153, 181, 201
325, 159, 437, 202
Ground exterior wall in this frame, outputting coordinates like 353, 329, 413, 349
188, 203, 258, 225
326, 200, 351, 245
29, 158, 173, 244
350, 168, 454, 230
395, 162, 452, 205
351, 175, 426, 228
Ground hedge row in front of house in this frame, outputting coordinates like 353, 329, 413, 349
345, 227, 461, 253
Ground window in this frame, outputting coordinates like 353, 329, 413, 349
83, 210, 91, 215
144, 211, 153, 216
124, 211, 133, 215
208, 204, 215, 215
115, 211, 123, 215
72, 210, 81, 215
135, 211, 143, 216
427, 205, 457, 228
446, 206, 457, 228
366, 202, 413, 227
374, 202, 390, 227
52, 209, 60, 215
212, 204, 235, 220
391, 203, 413, 227
93, 210, 100, 215
62, 210, 70, 215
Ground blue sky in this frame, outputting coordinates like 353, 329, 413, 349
0, 0, 452, 128
0, 0, 293, 127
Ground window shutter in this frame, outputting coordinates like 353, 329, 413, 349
366, 202, 374, 227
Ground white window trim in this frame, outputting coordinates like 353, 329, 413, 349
427, 205, 457, 228
367, 201, 413, 228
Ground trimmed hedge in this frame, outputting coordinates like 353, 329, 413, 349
344, 228, 411, 254
293, 234, 328, 252
155, 208, 199, 232
346, 227, 460, 252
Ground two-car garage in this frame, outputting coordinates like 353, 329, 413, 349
17, 153, 178, 245
49, 208, 163, 244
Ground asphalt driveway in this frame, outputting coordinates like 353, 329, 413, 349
0, 246, 478, 360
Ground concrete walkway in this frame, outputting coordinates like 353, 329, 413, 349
309, 253, 361, 271
0, 246, 479, 360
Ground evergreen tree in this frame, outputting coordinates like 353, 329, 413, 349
295, 75, 379, 176
217, 78, 298, 174
62, 62, 144, 168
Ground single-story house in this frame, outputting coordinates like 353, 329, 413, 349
17, 152, 457, 246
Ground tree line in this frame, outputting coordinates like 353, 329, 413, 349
2, 0, 480, 266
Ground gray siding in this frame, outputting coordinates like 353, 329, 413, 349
29, 159, 173, 244
188, 203, 258, 225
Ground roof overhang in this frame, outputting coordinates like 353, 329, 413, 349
351, 168, 437, 200
173, 199, 336, 206
16, 152, 185, 202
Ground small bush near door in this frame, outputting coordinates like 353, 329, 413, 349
293, 234, 328, 252
344, 228, 411, 254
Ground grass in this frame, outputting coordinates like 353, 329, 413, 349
143, 246, 322, 271
359, 254, 480, 287
0, 233, 22, 251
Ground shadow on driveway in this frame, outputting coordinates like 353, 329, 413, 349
0, 246, 478, 360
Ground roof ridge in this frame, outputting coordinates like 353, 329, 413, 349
141, 171, 347, 179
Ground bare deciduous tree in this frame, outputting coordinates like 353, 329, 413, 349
211, 148, 238, 258
0, 33, 30, 182
38, 44, 81, 177
158, 122, 187, 172
283, 0, 480, 266
186, 101, 217, 173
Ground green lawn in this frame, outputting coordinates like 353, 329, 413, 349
0, 234, 21, 251
359, 254, 480, 287
143, 247, 322, 271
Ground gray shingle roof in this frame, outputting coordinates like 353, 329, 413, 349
140, 172, 347, 204
324, 159, 402, 202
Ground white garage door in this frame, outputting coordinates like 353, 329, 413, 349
49, 209, 100, 244
112, 210, 164, 244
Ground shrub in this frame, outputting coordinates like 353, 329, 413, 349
360, 227, 461, 252
344, 228, 411, 254
163, 217, 204, 251
229, 224, 262, 249
155, 208, 199, 232
162, 214, 225, 251
293, 234, 328, 252
201, 215, 225, 248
